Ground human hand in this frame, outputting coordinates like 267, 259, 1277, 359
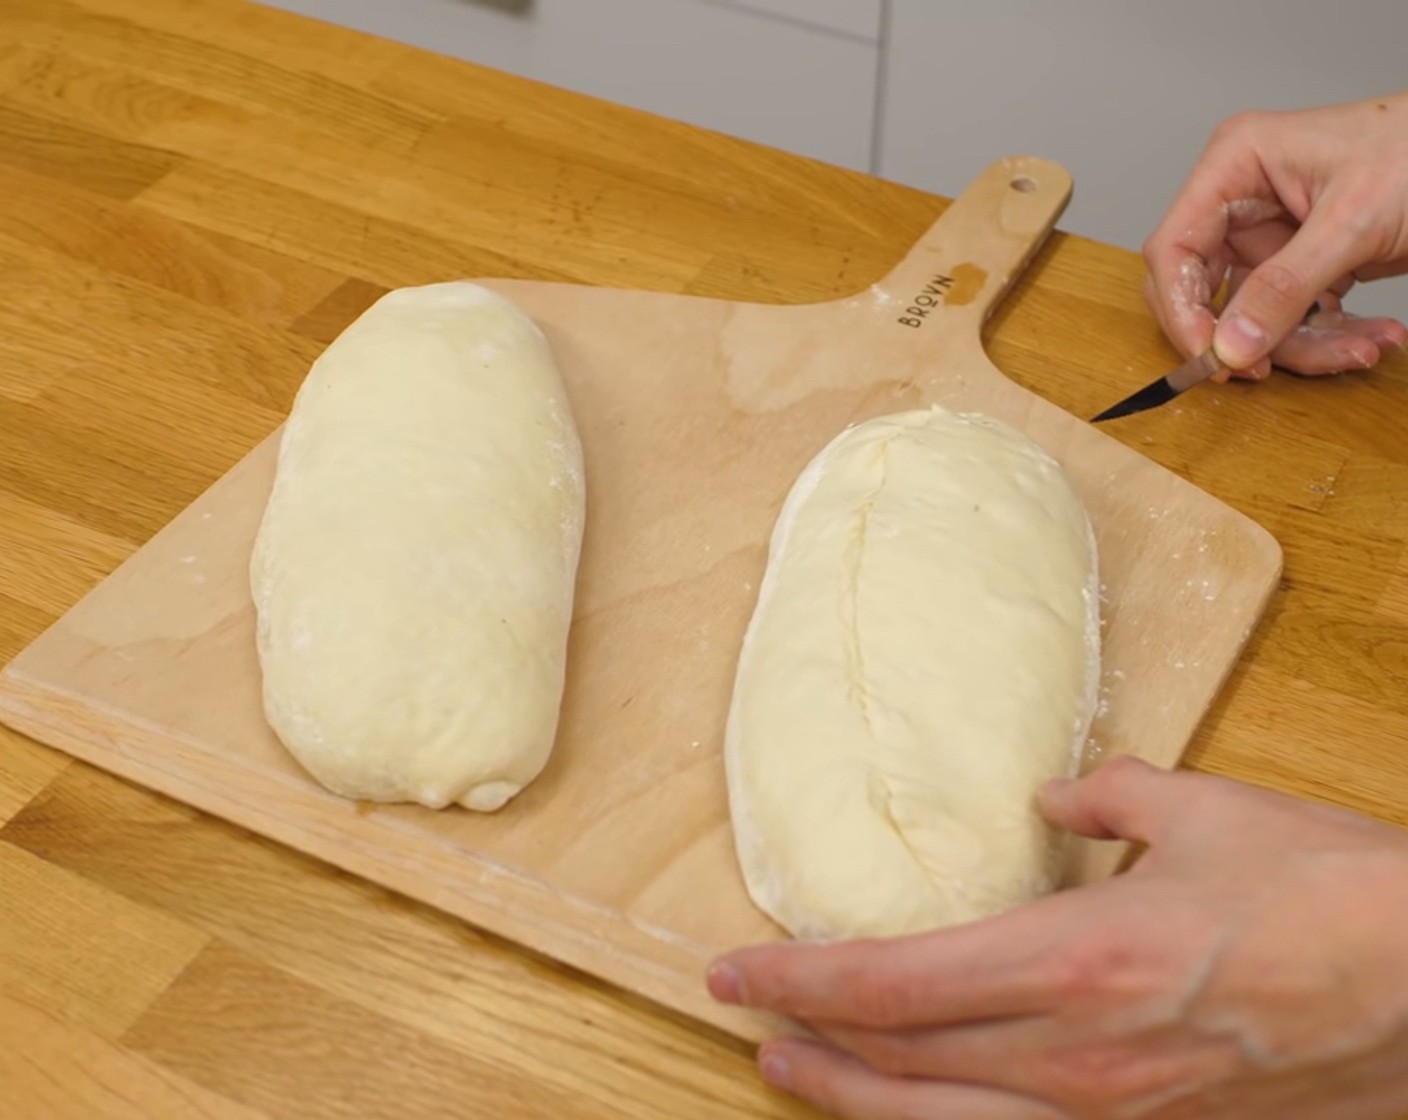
1143, 92, 1408, 381
708, 757, 1408, 1119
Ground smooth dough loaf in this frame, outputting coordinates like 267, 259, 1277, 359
725, 404, 1099, 939
250, 282, 585, 812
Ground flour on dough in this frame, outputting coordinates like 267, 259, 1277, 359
724, 405, 1099, 939
250, 282, 585, 812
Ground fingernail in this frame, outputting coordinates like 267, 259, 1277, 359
760, 1050, 792, 1090
1215, 312, 1268, 368
707, 962, 746, 1005
1040, 777, 1074, 796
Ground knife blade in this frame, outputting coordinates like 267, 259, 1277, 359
1090, 348, 1224, 423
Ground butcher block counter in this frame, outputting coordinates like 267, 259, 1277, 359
1, 0, 1406, 1117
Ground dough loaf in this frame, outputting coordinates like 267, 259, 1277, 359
251, 282, 585, 812
725, 405, 1099, 939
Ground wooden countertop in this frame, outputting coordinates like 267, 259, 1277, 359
1, 1, 1405, 1116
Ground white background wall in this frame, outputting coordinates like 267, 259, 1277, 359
260, 0, 1408, 318
882, 1, 1408, 318
257, 0, 884, 169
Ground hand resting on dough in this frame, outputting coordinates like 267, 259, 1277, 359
709, 757, 1408, 1120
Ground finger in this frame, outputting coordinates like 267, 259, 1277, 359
1215, 268, 1326, 377
1270, 333, 1378, 377
807, 1021, 1251, 1116
1327, 273, 1358, 298
1209, 354, 1273, 383
1141, 274, 1198, 364
758, 1038, 1062, 1120
809, 1015, 1045, 1085
1309, 290, 1345, 317
1038, 756, 1190, 844
1139, 268, 1263, 383
1216, 196, 1381, 368
709, 891, 1094, 1028
1207, 266, 1271, 381
1221, 276, 1406, 374
1220, 361, 1272, 382
1269, 314, 1406, 375
1219, 223, 1365, 377
1353, 255, 1408, 283
1342, 313, 1408, 349
1225, 225, 1360, 303
1225, 212, 1296, 272
1144, 251, 1218, 359
1304, 289, 1408, 350
1142, 136, 1279, 357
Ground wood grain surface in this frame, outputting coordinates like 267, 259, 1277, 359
0, 152, 1283, 1043
0, 0, 1405, 1116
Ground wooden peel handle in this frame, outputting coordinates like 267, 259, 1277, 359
870, 156, 1073, 335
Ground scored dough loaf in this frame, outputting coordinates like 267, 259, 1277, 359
250, 282, 585, 812
725, 404, 1099, 940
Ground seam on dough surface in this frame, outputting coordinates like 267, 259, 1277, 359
842, 441, 889, 731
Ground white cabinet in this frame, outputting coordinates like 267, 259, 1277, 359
713, 0, 884, 41
259, 0, 879, 171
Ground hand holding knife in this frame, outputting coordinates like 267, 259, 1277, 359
1090, 295, 1374, 423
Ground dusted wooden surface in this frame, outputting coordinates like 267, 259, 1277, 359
0, 0, 1404, 1116
0, 152, 1283, 1045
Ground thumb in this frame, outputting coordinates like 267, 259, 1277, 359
1038, 756, 1184, 846
1214, 197, 1376, 369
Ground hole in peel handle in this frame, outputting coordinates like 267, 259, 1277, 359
871, 156, 1074, 334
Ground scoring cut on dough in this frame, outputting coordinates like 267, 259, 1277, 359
250, 282, 585, 812
725, 404, 1099, 940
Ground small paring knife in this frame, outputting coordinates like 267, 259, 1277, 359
1090, 349, 1225, 423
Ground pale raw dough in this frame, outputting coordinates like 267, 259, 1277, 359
725, 405, 1099, 940
250, 282, 585, 812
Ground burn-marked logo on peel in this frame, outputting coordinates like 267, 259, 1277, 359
898, 274, 954, 328
896, 264, 988, 326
